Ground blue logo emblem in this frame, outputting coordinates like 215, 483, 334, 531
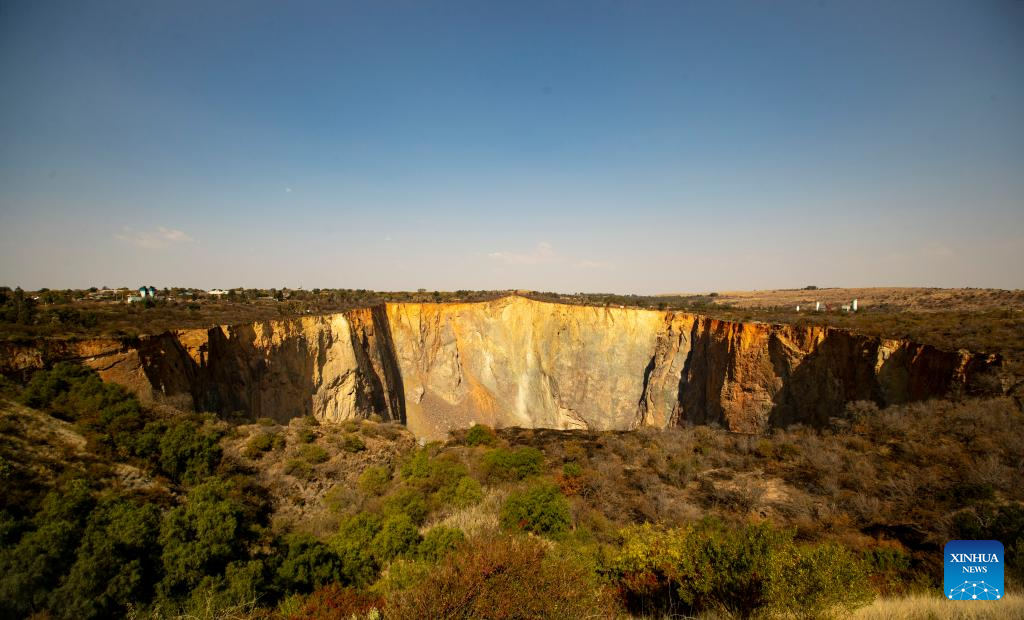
944, 540, 1004, 601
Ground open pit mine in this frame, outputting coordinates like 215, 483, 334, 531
0, 296, 999, 439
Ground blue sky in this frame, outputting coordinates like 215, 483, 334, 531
1, 0, 1022, 293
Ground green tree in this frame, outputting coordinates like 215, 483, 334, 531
372, 514, 422, 563
158, 421, 222, 484
48, 497, 161, 619
275, 533, 344, 594
330, 513, 384, 587
157, 479, 252, 602
0, 480, 95, 617
383, 488, 428, 525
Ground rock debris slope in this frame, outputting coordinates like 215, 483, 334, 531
0, 296, 998, 439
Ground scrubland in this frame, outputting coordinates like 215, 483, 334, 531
1, 362, 1022, 619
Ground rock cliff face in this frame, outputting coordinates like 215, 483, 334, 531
0, 297, 999, 438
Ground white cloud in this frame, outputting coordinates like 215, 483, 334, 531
115, 226, 195, 249
487, 242, 612, 270
487, 241, 559, 265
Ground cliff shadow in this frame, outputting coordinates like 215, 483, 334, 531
135, 333, 203, 408
767, 330, 885, 427
347, 306, 407, 424
675, 319, 729, 427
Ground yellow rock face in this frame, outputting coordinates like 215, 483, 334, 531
0, 297, 1000, 439
386, 297, 688, 438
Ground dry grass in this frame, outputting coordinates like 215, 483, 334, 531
702, 287, 1024, 313
852, 592, 1024, 619
427, 486, 508, 539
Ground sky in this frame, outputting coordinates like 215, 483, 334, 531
1, 0, 1022, 294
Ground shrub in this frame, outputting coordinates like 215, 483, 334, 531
340, 433, 366, 453
434, 476, 483, 509
387, 534, 611, 619
296, 428, 317, 444
372, 514, 422, 563
157, 479, 253, 602
0, 374, 21, 400
275, 533, 344, 594
358, 466, 391, 496
157, 421, 222, 485
257, 417, 277, 427
383, 488, 428, 525
286, 584, 383, 620
330, 513, 384, 587
243, 431, 283, 459
401, 449, 468, 494
174, 557, 271, 617
20, 362, 95, 413
772, 542, 875, 618
47, 496, 162, 619
481, 447, 544, 482
464, 424, 497, 447
864, 546, 914, 595
19, 363, 150, 459
299, 444, 330, 465
418, 526, 465, 562
499, 482, 571, 538
562, 461, 584, 478
557, 462, 590, 496
608, 520, 873, 618
284, 459, 313, 480
952, 503, 1024, 583
0, 480, 97, 617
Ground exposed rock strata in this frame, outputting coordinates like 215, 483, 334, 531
0, 297, 999, 438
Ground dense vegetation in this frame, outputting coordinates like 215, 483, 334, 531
1, 363, 1022, 618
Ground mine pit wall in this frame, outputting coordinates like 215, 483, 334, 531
0, 296, 999, 439
146, 309, 406, 424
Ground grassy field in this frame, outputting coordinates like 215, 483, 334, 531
852, 592, 1023, 619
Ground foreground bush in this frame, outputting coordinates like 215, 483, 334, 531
609, 520, 874, 618
387, 534, 611, 619
285, 584, 383, 620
